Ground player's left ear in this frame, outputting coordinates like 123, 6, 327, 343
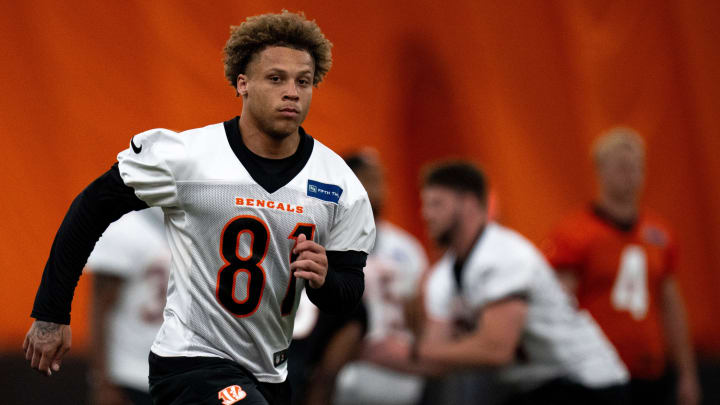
236, 74, 249, 98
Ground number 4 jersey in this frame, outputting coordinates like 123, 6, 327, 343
543, 205, 677, 379
117, 117, 376, 383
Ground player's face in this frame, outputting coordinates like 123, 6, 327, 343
598, 146, 645, 201
421, 186, 463, 247
238, 46, 314, 139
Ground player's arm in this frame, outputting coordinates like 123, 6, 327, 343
363, 297, 527, 376
418, 296, 527, 369
661, 277, 701, 405
88, 273, 129, 405
292, 233, 366, 315
24, 164, 148, 376
302, 320, 365, 405
360, 320, 449, 376
400, 245, 430, 337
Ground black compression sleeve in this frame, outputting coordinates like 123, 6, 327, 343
306, 250, 367, 316
31, 163, 149, 324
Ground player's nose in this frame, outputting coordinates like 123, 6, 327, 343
283, 83, 300, 100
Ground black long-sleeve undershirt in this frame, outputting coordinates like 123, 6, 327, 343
31, 164, 148, 324
31, 164, 366, 324
306, 251, 366, 315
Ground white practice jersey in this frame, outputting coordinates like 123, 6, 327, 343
364, 221, 427, 340
425, 222, 628, 391
86, 207, 170, 391
335, 221, 428, 405
116, 119, 376, 383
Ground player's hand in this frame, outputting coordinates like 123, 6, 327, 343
362, 335, 412, 364
23, 320, 72, 376
676, 371, 701, 405
291, 233, 328, 289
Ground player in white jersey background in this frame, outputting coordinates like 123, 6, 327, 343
367, 161, 631, 405
289, 150, 428, 405
86, 207, 170, 405
24, 11, 375, 405
332, 150, 428, 405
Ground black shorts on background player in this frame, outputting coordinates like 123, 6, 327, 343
148, 353, 291, 405
503, 377, 631, 405
629, 369, 675, 405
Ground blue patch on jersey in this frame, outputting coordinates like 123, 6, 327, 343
307, 180, 343, 203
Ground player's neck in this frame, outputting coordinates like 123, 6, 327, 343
597, 193, 638, 224
238, 115, 300, 159
453, 217, 486, 260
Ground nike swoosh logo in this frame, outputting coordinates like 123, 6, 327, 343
131, 137, 142, 154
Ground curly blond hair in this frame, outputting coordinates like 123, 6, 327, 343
223, 10, 333, 87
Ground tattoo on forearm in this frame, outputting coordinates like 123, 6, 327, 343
33, 321, 61, 343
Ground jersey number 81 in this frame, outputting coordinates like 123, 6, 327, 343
216, 215, 315, 318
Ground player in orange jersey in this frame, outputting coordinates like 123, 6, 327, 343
544, 127, 700, 405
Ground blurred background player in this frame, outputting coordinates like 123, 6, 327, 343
332, 149, 428, 405
543, 127, 700, 405
86, 207, 170, 405
371, 161, 630, 405
289, 149, 428, 405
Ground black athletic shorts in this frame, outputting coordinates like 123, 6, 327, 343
504, 377, 631, 405
120, 385, 153, 405
148, 352, 291, 405
629, 370, 675, 405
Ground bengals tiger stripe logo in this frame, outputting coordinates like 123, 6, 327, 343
218, 385, 247, 404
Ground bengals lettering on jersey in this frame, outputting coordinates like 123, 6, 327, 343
235, 197, 304, 213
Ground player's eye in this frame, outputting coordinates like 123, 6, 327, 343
269, 75, 281, 83
297, 78, 311, 86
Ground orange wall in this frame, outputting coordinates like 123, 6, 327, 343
1, 1, 718, 355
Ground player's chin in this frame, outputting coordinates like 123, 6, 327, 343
430, 227, 453, 247
268, 121, 300, 139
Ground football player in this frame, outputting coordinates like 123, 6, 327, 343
292, 150, 429, 405
86, 207, 169, 405
369, 161, 630, 405
23, 10, 375, 405
544, 127, 700, 405
332, 150, 428, 405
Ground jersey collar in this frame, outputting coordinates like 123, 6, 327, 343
591, 203, 638, 233
224, 116, 315, 194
